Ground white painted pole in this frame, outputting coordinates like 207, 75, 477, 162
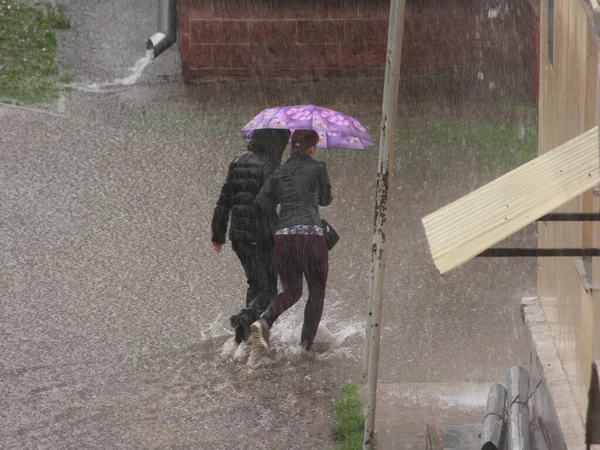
362, 0, 406, 381
362, 0, 395, 379
362, 0, 407, 448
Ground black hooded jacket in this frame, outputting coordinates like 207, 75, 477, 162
211, 129, 290, 245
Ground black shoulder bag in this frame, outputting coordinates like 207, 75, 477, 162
284, 168, 339, 251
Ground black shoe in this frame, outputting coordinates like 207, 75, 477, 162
230, 315, 246, 344
301, 340, 313, 351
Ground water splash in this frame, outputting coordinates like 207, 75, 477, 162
232, 340, 251, 361
220, 336, 238, 361
201, 314, 233, 341
68, 50, 154, 92
246, 315, 362, 367
211, 304, 363, 366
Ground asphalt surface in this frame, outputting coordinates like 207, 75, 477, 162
1, 2, 537, 448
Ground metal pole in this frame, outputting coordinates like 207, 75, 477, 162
363, 0, 407, 448
480, 384, 507, 450
362, 0, 398, 380
506, 366, 530, 450
537, 212, 600, 221
362, 234, 376, 378
477, 248, 600, 257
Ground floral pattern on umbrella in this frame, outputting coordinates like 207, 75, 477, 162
241, 104, 376, 150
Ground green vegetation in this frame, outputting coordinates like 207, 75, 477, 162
0, 0, 71, 104
397, 121, 538, 172
331, 382, 366, 450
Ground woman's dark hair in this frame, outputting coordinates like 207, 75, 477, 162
290, 129, 319, 157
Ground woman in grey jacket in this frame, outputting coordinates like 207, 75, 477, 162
251, 129, 332, 353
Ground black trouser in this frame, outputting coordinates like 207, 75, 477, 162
230, 240, 277, 342
262, 235, 328, 350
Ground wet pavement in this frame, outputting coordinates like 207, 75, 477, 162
1, 2, 537, 449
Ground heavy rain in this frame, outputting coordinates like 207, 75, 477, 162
3, 0, 595, 449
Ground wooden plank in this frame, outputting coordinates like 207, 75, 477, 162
422, 127, 599, 274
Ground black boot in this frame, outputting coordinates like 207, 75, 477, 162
230, 314, 250, 344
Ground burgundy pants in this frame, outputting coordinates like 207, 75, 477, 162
263, 234, 328, 347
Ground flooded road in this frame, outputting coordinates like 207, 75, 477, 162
1, 86, 536, 448
1, 1, 537, 448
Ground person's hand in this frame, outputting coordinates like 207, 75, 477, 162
210, 242, 223, 253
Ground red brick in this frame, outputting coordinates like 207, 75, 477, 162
187, 66, 385, 81
296, 43, 386, 68
191, 20, 248, 44
300, 44, 344, 68
404, 16, 478, 42
181, 33, 191, 59
297, 20, 345, 44
212, 0, 251, 18
178, 0, 191, 13
344, 19, 388, 43
245, 1, 363, 19
180, 14, 190, 34
243, 2, 307, 19
312, 3, 362, 19
188, 68, 246, 80
480, 20, 519, 42
345, 44, 387, 67
249, 21, 296, 44
253, 44, 302, 67
189, 45, 214, 68
190, 0, 214, 18
401, 42, 446, 67
409, 2, 483, 17
356, 2, 388, 19
181, 60, 192, 82
311, 66, 384, 77
213, 44, 253, 68
441, 17, 478, 40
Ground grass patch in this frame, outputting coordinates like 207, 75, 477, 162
394, 120, 538, 174
331, 382, 366, 450
0, 0, 71, 104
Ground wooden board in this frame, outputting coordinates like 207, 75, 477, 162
422, 127, 599, 274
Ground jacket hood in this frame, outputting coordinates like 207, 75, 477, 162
248, 128, 291, 166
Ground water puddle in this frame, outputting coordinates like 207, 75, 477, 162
207, 310, 363, 368
68, 50, 154, 93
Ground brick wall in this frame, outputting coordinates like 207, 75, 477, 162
178, 0, 533, 99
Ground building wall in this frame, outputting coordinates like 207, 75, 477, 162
525, 0, 540, 102
537, 0, 599, 420
177, 0, 531, 99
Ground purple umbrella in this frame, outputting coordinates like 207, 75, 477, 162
241, 105, 376, 150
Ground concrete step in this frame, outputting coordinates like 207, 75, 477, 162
358, 382, 490, 450
426, 423, 481, 450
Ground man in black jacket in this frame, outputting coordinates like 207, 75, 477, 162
210, 128, 290, 345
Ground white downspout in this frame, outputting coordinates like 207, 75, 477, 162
147, 0, 177, 59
